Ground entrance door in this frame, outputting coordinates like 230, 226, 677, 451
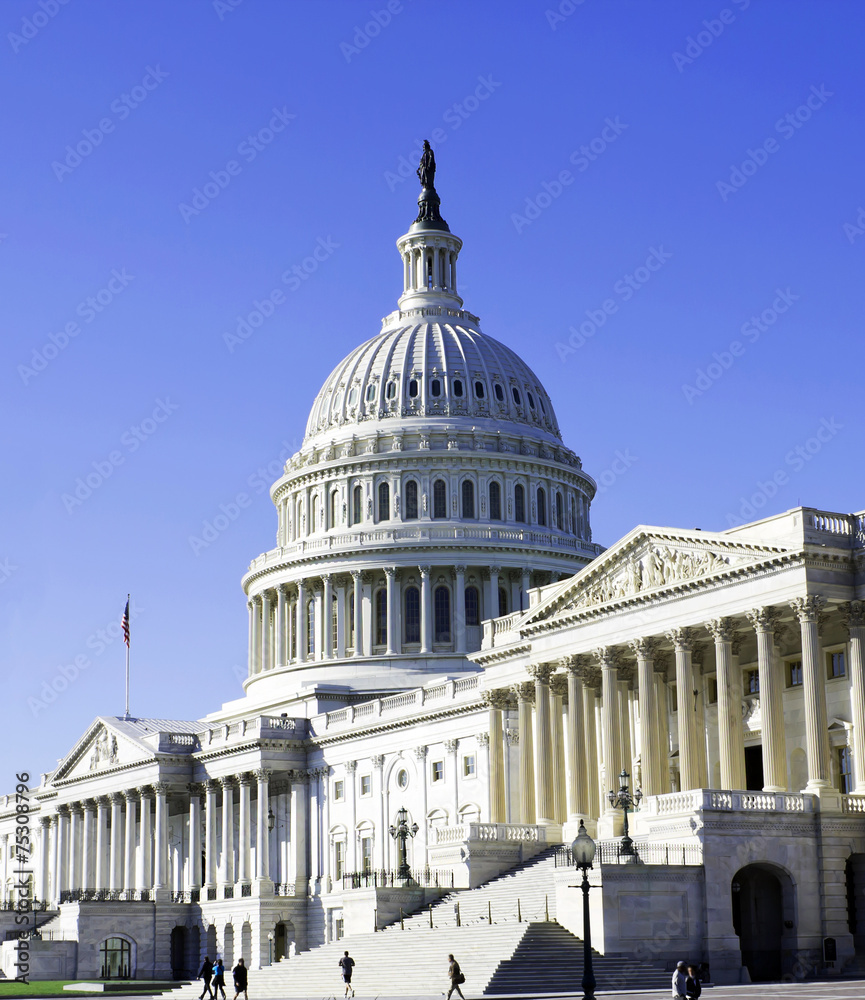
100, 937, 132, 979
732, 866, 784, 981
170, 927, 186, 980
274, 922, 286, 961
744, 746, 764, 791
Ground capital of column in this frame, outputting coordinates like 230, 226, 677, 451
187, 782, 205, 799
123, 789, 137, 804
419, 565, 431, 579
511, 681, 535, 704
528, 662, 556, 684
506, 729, 519, 745
287, 768, 309, 784
746, 606, 782, 633
371, 754, 385, 769
39, 816, 51, 830
252, 594, 262, 607
321, 573, 333, 585
666, 627, 695, 650
841, 601, 865, 632
708, 617, 735, 642
455, 564, 466, 575
413, 745, 428, 759
277, 582, 289, 596
238, 772, 252, 787
345, 760, 358, 773
109, 792, 124, 806
444, 739, 459, 754
219, 776, 237, 790
550, 674, 568, 698
70, 802, 84, 817
593, 645, 620, 669
477, 732, 490, 747
629, 637, 659, 659
790, 595, 826, 624
204, 778, 220, 793
254, 768, 272, 783
481, 688, 511, 710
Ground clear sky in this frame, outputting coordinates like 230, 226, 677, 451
1, 0, 862, 783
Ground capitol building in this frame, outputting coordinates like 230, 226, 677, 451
2, 153, 864, 992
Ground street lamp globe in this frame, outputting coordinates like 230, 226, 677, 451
571, 819, 596, 868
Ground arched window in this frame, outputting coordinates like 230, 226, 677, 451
352, 485, 362, 525
527, 391, 536, 410
99, 937, 131, 980
378, 481, 390, 521
312, 495, 320, 533
331, 594, 338, 651
307, 600, 315, 657
514, 484, 526, 523
348, 593, 355, 650
386, 381, 397, 400
434, 586, 451, 643
404, 586, 420, 643
556, 491, 564, 530
430, 378, 441, 397
494, 383, 505, 402
537, 486, 547, 527
512, 386, 521, 406
474, 380, 485, 398
489, 481, 502, 520
465, 586, 480, 627
453, 379, 464, 398
375, 589, 387, 647
461, 480, 475, 519
330, 490, 338, 529
366, 382, 377, 403
498, 587, 508, 617
433, 479, 447, 519
408, 378, 419, 398
405, 480, 419, 520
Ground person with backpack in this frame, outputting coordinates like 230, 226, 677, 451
212, 957, 227, 1000
338, 950, 355, 997
447, 954, 465, 1000
197, 955, 214, 1000
232, 957, 248, 1000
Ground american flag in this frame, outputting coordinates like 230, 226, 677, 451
122, 597, 130, 648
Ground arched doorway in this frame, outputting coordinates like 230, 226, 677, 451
847, 853, 865, 959
273, 921, 295, 961
223, 924, 234, 967
100, 937, 132, 979
170, 927, 186, 980
206, 924, 217, 958
732, 865, 788, 981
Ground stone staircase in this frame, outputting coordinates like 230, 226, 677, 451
161, 849, 670, 997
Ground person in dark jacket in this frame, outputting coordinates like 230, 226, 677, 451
212, 958, 227, 1000
685, 965, 702, 1000
338, 950, 355, 998
232, 957, 248, 1000
198, 956, 214, 1000
447, 954, 465, 1000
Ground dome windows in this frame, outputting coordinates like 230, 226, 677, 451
494, 383, 504, 402
461, 480, 475, 519
365, 383, 377, 403
405, 480, 419, 520
385, 381, 397, 400
378, 481, 390, 521
537, 486, 547, 527
474, 380, 485, 399
453, 379, 464, 398
430, 378, 442, 397
408, 378, 419, 398
527, 391, 536, 410
348, 387, 358, 407
352, 485, 362, 525
514, 484, 526, 523
432, 479, 447, 519
489, 481, 502, 520
512, 386, 522, 406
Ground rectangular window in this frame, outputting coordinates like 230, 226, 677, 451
827, 651, 847, 679
431, 760, 444, 783
334, 840, 345, 880
333, 779, 344, 801
361, 837, 373, 874
335, 917, 344, 940
838, 746, 853, 794
463, 754, 476, 778
787, 659, 803, 687
745, 669, 760, 694
360, 774, 371, 796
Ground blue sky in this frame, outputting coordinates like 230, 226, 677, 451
1, 0, 862, 781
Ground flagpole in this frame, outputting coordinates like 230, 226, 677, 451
124, 593, 130, 720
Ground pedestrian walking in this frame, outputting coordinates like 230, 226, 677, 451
685, 965, 701, 1000
198, 956, 214, 1000
671, 961, 687, 1000
446, 954, 465, 1000
232, 957, 248, 1000
338, 950, 355, 997
212, 957, 227, 1000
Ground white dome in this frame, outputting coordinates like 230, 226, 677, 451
304, 319, 561, 445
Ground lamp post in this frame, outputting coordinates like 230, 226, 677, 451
267, 930, 274, 966
606, 768, 642, 857
388, 807, 418, 881
571, 820, 596, 1000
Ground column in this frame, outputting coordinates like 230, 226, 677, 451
709, 619, 746, 791
653, 657, 672, 794
667, 629, 700, 791
631, 638, 661, 796
109, 793, 123, 891
204, 781, 218, 891
313, 585, 323, 659
137, 788, 152, 892
80, 800, 95, 891
276, 585, 288, 667
618, 674, 634, 778
296, 581, 307, 663
57, 807, 69, 897
842, 602, 865, 793
37, 818, 50, 902
746, 608, 787, 792
220, 778, 235, 886
336, 581, 347, 659
261, 590, 273, 671
251, 596, 262, 673
596, 647, 622, 805
124, 791, 137, 895
384, 568, 396, 655
512, 682, 536, 824
287, 597, 295, 664
256, 769, 272, 888
445, 740, 460, 825
521, 568, 531, 611
238, 773, 251, 884
692, 643, 709, 787
791, 597, 832, 791
420, 566, 432, 654
188, 785, 202, 891
455, 565, 467, 654
529, 664, 555, 824
323, 574, 334, 658
352, 571, 363, 657
68, 805, 82, 892
484, 691, 508, 823
583, 675, 601, 818
247, 600, 255, 675
94, 800, 107, 892
289, 771, 310, 894
551, 674, 568, 823
153, 782, 169, 892
489, 565, 500, 618
565, 660, 589, 819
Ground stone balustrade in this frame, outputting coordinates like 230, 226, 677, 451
642, 789, 815, 817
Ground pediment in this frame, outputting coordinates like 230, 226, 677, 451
523, 527, 793, 627
51, 718, 156, 784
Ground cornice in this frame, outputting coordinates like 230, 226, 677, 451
310, 699, 486, 749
